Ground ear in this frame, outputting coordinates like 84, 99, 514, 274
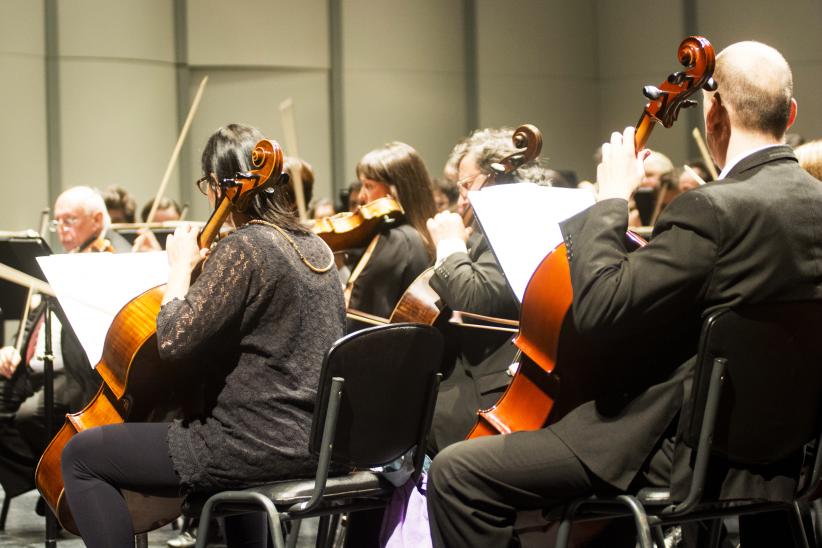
786, 98, 798, 130
705, 92, 726, 132
92, 210, 104, 227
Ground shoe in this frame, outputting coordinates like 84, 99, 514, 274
167, 531, 197, 547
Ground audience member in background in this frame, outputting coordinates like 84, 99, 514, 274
102, 185, 137, 224
785, 132, 805, 149
432, 177, 459, 212
140, 197, 182, 223
344, 180, 363, 212
309, 197, 336, 219
283, 157, 315, 214
795, 139, 822, 181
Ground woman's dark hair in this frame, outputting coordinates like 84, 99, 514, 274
356, 142, 436, 256
200, 123, 306, 233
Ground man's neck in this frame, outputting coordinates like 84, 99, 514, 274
720, 129, 782, 170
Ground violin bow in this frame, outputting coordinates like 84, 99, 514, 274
144, 75, 209, 225
279, 98, 309, 222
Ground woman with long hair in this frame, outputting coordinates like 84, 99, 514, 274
59, 123, 345, 547
346, 141, 436, 330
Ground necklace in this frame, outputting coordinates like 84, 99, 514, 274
246, 219, 334, 273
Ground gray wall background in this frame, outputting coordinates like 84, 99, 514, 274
2, 0, 821, 234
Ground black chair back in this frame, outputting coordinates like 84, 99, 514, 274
688, 301, 822, 464
309, 323, 443, 469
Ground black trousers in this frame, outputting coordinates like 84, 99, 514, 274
427, 428, 607, 548
427, 426, 801, 548
61, 423, 270, 548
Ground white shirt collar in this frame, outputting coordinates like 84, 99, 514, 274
718, 144, 783, 180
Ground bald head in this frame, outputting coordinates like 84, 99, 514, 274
711, 41, 794, 139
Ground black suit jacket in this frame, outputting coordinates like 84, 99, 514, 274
555, 145, 822, 499
428, 231, 519, 452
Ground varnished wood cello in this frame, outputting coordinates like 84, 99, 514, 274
468, 35, 716, 438
35, 139, 285, 534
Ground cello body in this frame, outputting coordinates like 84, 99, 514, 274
36, 139, 285, 534
467, 35, 716, 439
36, 285, 185, 534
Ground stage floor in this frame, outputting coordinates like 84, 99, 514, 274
0, 487, 319, 547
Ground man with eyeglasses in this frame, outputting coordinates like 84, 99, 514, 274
0, 186, 123, 510
423, 128, 553, 454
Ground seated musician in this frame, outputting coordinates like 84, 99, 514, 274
0, 186, 114, 504
345, 141, 437, 331
425, 127, 550, 453
59, 124, 344, 547
427, 41, 821, 548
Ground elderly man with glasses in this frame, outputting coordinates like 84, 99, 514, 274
0, 185, 128, 511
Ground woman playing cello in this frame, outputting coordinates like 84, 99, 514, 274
59, 124, 345, 547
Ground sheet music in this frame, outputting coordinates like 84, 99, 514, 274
37, 252, 169, 366
469, 183, 595, 302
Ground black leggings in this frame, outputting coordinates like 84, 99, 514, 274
61, 423, 270, 548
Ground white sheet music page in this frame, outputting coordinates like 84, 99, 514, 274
37, 251, 169, 367
469, 183, 595, 302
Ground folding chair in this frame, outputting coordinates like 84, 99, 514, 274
554, 301, 822, 548
183, 323, 443, 548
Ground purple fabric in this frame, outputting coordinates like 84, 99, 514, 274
379, 472, 433, 548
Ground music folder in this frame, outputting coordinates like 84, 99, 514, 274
468, 183, 595, 303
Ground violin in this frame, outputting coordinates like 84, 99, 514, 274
35, 139, 284, 535
312, 196, 404, 251
468, 36, 716, 438
346, 126, 547, 331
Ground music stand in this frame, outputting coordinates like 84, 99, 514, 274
0, 232, 60, 547
0, 232, 52, 321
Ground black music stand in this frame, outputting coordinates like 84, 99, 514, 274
0, 232, 60, 547
0, 232, 52, 320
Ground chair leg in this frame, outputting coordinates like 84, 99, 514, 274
195, 492, 286, 548
615, 495, 653, 548
650, 525, 666, 548
706, 519, 723, 548
0, 494, 10, 531
285, 518, 302, 548
134, 532, 148, 548
315, 516, 331, 548
789, 502, 811, 548
324, 514, 341, 548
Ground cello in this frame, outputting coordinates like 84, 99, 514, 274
35, 139, 285, 534
468, 35, 716, 438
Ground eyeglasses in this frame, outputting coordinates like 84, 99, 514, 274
48, 216, 80, 232
195, 174, 216, 196
456, 172, 486, 193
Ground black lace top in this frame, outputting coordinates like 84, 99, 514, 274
156, 223, 345, 490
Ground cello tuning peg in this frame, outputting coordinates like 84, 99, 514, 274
667, 71, 686, 85
642, 86, 665, 101
703, 77, 718, 92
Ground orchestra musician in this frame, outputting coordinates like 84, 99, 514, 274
0, 186, 116, 507
345, 141, 437, 331
427, 41, 821, 548
58, 124, 344, 547
425, 127, 549, 453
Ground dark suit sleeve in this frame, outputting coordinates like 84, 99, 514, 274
430, 246, 519, 320
560, 193, 719, 342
